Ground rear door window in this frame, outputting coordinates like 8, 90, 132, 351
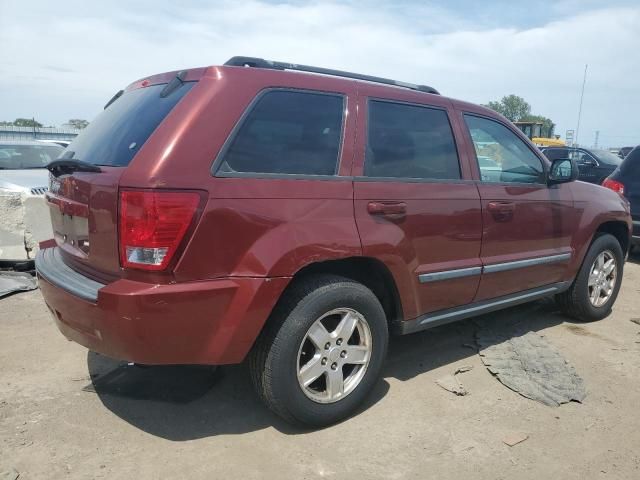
543, 148, 569, 161
63, 82, 195, 167
217, 90, 344, 176
364, 100, 460, 180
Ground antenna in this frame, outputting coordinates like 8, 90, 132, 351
575, 64, 588, 147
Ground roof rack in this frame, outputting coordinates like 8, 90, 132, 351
224, 56, 440, 95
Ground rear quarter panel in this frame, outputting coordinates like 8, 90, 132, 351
118, 66, 363, 282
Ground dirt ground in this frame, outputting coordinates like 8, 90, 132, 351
2, 255, 640, 479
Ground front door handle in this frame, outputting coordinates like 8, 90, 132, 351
367, 201, 407, 216
487, 201, 515, 222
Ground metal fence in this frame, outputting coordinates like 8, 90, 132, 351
0, 126, 80, 142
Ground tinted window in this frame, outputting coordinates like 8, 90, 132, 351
573, 150, 597, 165
364, 101, 460, 179
465, 115, 544, 184
543, 148, 570, 161
0, 144, 63, 169
218, 90, 344, 176
590, 149, 622, 166
64, 82, 195, 167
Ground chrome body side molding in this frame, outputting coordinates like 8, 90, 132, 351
418, 266, 482, 283
482, 253, 572, 274
417, 252, 571, 284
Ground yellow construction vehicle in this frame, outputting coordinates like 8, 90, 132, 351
514, 121, 565, 147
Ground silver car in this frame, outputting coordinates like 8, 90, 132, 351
0, 141, 63, 262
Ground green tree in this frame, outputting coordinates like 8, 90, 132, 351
65, 119, 89, 129
484, 95, 531, 122
12, 118, 43, 128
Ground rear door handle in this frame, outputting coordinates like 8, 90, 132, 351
487, 201, 515, 222
367, 201, 407, 216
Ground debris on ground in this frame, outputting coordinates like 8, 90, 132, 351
0, 272, 37, 298
454, 365, 473, 374
435, 365, 473, 396
502, 432, 529, 447
629, 318, 640, 326
0, 467, 20, 480
476, 319, 586, 407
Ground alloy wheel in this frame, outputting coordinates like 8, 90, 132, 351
588, 250, 617, 307
296, 308, 372, 404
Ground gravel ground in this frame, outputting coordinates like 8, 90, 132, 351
2, 255, 640, 479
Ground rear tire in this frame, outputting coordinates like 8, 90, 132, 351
249, 274, 388, 427
556, 233, 624, 322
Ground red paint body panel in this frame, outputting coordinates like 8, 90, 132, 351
39, 273, 289, 365
36, 63, 632, 365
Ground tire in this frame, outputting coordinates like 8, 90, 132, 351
556, 233, 624, 322
249, 274, 388, 427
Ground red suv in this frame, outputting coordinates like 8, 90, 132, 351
37, 57, 631, 427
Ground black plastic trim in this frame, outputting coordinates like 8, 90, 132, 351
394, 281, 572, 335
35, 247, 105, 303
224, 56, 440, 95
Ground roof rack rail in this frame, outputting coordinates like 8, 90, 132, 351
224, 56, 440, 95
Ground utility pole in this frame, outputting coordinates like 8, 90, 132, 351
575, 64, 588, 147
594, 130, 599, 148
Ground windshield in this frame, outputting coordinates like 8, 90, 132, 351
64, 81, 195, 167
591, 149, 622, 165
0, 144, 63, 169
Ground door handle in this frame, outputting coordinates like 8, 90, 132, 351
487, 201, 515, 222
367, 201, 407, 216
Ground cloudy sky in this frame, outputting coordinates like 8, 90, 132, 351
1, 0, 639, 147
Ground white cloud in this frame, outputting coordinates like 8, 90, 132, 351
1, 0, 638, 147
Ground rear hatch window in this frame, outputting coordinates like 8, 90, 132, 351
64, 82, 195, 167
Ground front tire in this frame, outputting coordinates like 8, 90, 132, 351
249, 275, 388, 427
556, 233, 624, 321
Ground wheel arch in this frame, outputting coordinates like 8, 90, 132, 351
292, 257, 404, 326
595, 220, 630, 256
267, 256, 404, 333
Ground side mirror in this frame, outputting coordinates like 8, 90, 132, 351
548, 158, 578, 185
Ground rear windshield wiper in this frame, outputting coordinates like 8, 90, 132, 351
160, 70, 187, 98
104, 89, 124, 110
47, 159, 102, 177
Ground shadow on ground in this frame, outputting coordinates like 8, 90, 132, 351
85, 298, 571, 440
627, 247, 640, 265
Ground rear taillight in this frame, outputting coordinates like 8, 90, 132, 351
119, 190, 200, 271
602, 178, 625, 195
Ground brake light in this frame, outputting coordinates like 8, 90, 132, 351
602, 178, 625, 195
119, 190, 200, 271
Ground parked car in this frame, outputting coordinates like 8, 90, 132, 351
603, 146, 640, 247
541, 146, 623, 184
618, 146, 635, 159
36, 57, 631, 427
38, 139, 71, 148
0, 141, 62, 263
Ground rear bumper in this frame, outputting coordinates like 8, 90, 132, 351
36, 247, 289, 365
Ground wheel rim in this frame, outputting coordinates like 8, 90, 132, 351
296, 308, 372, 404
588, 249, 617, 307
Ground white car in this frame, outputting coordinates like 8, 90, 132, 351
0, 141, 63, 263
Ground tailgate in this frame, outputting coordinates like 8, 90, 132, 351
47, 167, 124, 278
